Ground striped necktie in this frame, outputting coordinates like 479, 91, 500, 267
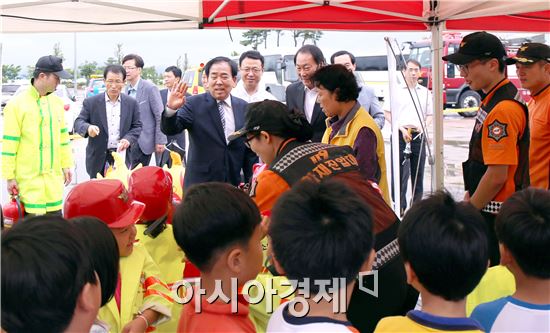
217, 101, 226, 131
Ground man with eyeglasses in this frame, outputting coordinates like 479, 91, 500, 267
509, 43, 550, 190
443, 31, 530, 266
232, 50, 277, 103
75, 64, 142, 178
122, 54, 166, 168
286, 44, 327, 142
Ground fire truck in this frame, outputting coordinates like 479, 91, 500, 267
408, 32, 531, 117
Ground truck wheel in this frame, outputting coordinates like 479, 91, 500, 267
458, 90, 480, 117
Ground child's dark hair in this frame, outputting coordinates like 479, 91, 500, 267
173, 182, 261, 272
269, 180, 374, 294
398, 191, 488, 301
1, 216, 97, 333
71, 216, 120, 306
496, 188, 550, 279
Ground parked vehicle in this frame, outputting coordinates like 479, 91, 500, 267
183, 66, 205, 95
1, 83, 22, 113
86, 77, 106, 98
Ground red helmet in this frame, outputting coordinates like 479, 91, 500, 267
64, 179, 145, 228
2, 194, 25, 228
128, 166, 173, 222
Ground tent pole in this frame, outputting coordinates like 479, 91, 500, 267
431, 22, 445, 191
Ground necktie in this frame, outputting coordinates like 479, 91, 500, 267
128, 88, 135, 96
218, 101, 226, 131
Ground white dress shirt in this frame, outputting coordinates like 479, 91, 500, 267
231, 80, 278, 103
218, 96, 235, 144
391, 83, 433, 130
104, 93, 122, 149
304, 86, 319, 123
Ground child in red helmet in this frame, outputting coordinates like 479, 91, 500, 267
64, 179, 173, 333
128, 166, 187, 332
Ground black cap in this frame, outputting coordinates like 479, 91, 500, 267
228, 100, 304, 142
442, 32, 506, 65
34, 55, 71, 79
508, 43, 550, 64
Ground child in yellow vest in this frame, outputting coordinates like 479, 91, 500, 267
64, 179, 173, 333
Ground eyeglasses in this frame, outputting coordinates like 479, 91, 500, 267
244, 133, 260, 148
458, 59, 489, 74
105, 80, 124, 85
123, 66, 137, 71
241, 67, 262, 74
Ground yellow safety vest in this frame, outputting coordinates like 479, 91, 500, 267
322, 104, 390, 205
1, 85, 73, 214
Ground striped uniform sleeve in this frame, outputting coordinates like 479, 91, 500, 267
140, 248, 174, 327
58, 109, 74, 169
1, 101, 22, 180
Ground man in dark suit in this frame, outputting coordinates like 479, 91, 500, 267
285, 45, 327, 142
161, 56, 257, 188
123, 54, 167, 168
157, 65, 186, 167
74, 65, 142, 178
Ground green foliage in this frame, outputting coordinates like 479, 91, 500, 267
240, 30, 266, 50
141, 66, 161, 85
79, 61, 100, 80
53, 42, 65, 61
2, 64, 21, 83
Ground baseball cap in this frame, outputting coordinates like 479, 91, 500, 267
228, 100, 304, 141
442, 32, 507, 65
508, 43, 550, 64
34, 55, 72, 79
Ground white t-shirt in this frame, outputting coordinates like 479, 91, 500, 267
267, 302, 358, 332
390, 83, 433, 130
471, 296, 550, 332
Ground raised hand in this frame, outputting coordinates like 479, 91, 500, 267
166, 82, 189, 110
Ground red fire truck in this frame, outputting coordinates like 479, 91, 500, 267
408, 32, 531, 117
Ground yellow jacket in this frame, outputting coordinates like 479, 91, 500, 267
135, 224, 185, 333
98, 243, 173, 333
322, 103, 390, 205
1, 85, 73, 214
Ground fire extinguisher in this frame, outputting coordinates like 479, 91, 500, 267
2, 189, 25, 229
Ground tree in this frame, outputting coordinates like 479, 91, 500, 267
301, 30, 324, 45
26, 65, 35, 78
104, 57, 118, 66
240, 30, 265, 50
261, 30, 269, 49
142, 66, 161, 85
274, 30, 285, 47
79, 61, 99, 80
2, 64, 21, 83
115, 43, 124, 64
53, 42, 65, 61
292, 30, 304, 47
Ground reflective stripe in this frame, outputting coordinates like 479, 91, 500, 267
143, 289, 174, 303
144, 276, 169, 290
23, 199, 63, 209
2, 152, 16, 156
48, 101, 53, 170
61, 142, 70, 146
482, 201, 503, 214
38, 99, 44, 173
60, 128, 68, 133
3, 135, 20, 141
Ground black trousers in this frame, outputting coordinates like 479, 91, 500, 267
482, 211, 500, 267
391, 132, 426, 211
128, 143, 152, 169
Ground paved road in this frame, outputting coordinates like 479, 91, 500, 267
0, 105, 475, 211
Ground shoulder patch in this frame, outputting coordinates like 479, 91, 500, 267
487, 120, 508, 142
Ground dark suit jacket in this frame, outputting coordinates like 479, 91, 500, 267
161, 92, 257, 188
160, 88, 185, 148
285, 81, 327, 142
74, 93, 142, 178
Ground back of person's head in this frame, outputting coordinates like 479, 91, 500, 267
122, 54, 144, 68
164, 65, 182, 79
104, 64, 126, 81
312, 64, 359, 102
239, 50, 265, 67
71, 216, 120, 306
173, 182, 261, 272
398, 191, 489, 301
330, 50, 356, 65
1, 215, 98, 333
496, 188, 550, 279
294, 44, 326, 66
204, 56, 238, 77
229, 100, 313, 143
269, 180, 375, 294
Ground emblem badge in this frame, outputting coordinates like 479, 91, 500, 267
487, 120, 508, 142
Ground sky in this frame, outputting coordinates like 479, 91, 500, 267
2, 29, 546, 77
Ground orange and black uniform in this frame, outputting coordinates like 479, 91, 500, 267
463, 78, 529, 265
528, 83, 550, 190
251, 138, 418, 333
